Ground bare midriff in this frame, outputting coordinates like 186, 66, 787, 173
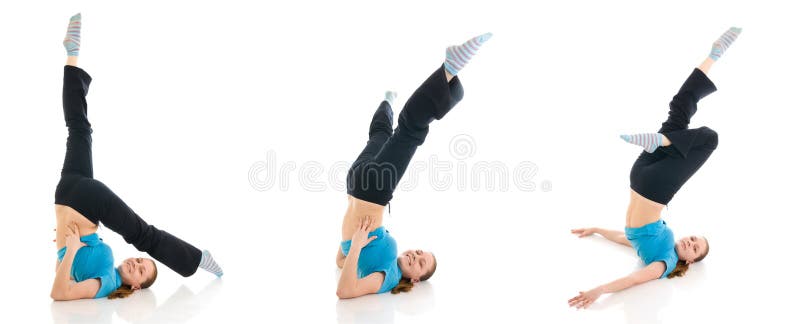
625, 189, 666, 228
54, 204, 98, 250
341, 195, 386, 241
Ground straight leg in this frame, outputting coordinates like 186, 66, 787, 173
65, 178, 203, 277
99, 185, 203, 277
60, 65, 94, 178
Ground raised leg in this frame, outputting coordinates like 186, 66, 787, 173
629, 127, 718, 204
658, 68, 718, 157
348, 65, 464, 205
350, 100, 394, 169
60, 65, 94, 178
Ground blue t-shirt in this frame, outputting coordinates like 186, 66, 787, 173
340, 226, 402, 294
625, 219, 679, 279
56, 233, 122, 298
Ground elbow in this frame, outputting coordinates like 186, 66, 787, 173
51, 285, 72, 301
336, 288, 354, 299
51, 291, 65, 301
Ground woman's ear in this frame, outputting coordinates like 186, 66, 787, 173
132, 284, 141, 290
411, 278, 420, 284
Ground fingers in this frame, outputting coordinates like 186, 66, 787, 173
357, 216, 375, 232
367, 236, 378, 243
68, 222, 79, 234
568, 292, 592, 309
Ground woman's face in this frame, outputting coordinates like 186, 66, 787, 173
118, 257, 156, 289
675, 235, 708, 263
397, 249, 435, 282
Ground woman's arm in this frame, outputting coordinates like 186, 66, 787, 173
568, 262, 665, 309
571, 227, 632, 247
336, 246, 346, 269
51, 223, 99, 301
337, 217, 382, 299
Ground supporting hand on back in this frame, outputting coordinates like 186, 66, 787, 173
351, 217, 378, 250
64, 222, 86, 252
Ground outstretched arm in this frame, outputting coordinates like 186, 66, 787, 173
568, 262, 665, 309
571, 227, 632, 247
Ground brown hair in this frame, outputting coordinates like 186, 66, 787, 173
391, 254, 437, 294
667, 238, 709, 279
108, 261, 158, 299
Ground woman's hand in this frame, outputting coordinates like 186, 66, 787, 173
568, 287, 603, 309
64, 222, 86, 252
571, 228, 596, 238
351, 216, 378, 250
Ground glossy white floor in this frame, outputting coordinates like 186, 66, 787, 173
2, 1, 798, 323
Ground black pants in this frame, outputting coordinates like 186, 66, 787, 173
630, 68, 720, 205
346, 65, 464, 205
54, 65, 202, 277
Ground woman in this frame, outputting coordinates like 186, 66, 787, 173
335, 33, 492, 299
52, 14, 223, 301
567, 27, 741, 309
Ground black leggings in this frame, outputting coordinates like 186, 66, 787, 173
346, 65, 464, 205
630, 68, 720, 205
54, 65, 201, 277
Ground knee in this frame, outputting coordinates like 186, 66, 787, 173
700, 126, 719, 149
396, 116, 430, 145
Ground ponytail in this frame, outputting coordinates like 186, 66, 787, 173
666, 260, 689, 279
108, 285, 136, 299
391, 277, 415, 294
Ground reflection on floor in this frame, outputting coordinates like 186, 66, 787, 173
336, 281, 435, 323
50, 280, 222, 324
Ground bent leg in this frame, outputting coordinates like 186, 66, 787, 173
356, 65, 464, 205
631, 127, 718, 204
658, 68, 717, 134
352, 101, 394, 168
61, 65, 94, 178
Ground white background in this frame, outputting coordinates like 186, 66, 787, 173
1, 1, 798, 323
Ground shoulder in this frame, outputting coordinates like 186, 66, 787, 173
660, 249, 680, 278
377, 262, 402, 294
94, 270, 123, 298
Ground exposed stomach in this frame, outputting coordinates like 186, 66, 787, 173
54, 204, 98, 251
341, 195, 386, 241
626, 189, 666, 228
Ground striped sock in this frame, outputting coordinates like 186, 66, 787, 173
709, 27, 742, 61
63, 13, 82, 56
444, 33, 493, 76
384, 91, 397, 106
198, 250, 223, 277
620, 133, 663, 153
